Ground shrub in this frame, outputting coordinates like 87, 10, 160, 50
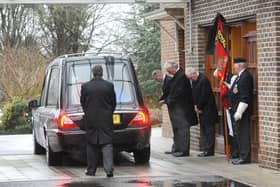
140, 79, 162, 108
0, 97, 31, 132
149, 108, 162, 127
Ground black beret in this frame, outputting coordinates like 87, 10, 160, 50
233, 57, 246, 63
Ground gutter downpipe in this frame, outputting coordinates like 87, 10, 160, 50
187, 0, 193, 54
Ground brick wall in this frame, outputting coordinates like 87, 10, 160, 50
182, 0, 280, 170
256, 0, 280, 170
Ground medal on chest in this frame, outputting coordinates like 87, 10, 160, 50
233, 85, 238, 94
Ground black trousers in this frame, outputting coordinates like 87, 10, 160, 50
229, 135, 239, 158
86, 143, 113, 174
167, 106, 176, 152
199, 114, 215, 154
169, 106, 190, 154
235, 116, 251, 161
229, 111, 240, 158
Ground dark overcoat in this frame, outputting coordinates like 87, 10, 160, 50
192, 73, 218, 125
166, 68, 198, 126
229, 69, 253, 117
80, 77, 116, 145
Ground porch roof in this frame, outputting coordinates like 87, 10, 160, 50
144, 8, 184, 21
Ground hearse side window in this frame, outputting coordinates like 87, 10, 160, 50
46, 68, 60, 106
40, 70, 50, 106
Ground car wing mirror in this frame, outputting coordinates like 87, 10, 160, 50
28, 100, 40, 111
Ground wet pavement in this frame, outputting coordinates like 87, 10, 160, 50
0, 176, 251, 187
62, 175, 252, 187
0, 128, 279, 187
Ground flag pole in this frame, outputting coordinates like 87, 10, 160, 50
221, 56, 230, 162
223, 107, 230, 162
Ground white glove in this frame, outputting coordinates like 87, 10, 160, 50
234, 112, 242, 121
223, 81, 230, 89
213, 68, 218, 77
234, 102, 248, 121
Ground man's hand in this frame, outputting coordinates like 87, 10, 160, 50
234, 112, 242, 121
234, 102, 248, 121
159, 100, 165, 106
195, 105, 203, 114
223, 81, 230, 89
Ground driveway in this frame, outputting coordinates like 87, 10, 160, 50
0, 128, 279, 187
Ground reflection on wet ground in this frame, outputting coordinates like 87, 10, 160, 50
0, 176, 253, 187
0, 175, 253, 187
61, 176, 252, 187
60, 176, 252, 187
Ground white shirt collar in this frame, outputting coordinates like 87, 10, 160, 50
238, 68, 245, 77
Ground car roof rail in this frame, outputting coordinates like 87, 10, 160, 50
58, 51, 129, 59
58, 53, 86, 58
85, 52, 128, 58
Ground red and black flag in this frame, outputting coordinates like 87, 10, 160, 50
206, 13, 229, 108
207, 13, 232, 162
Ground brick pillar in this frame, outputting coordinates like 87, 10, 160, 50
160, 20, 178, 139
184, 3, 207, 151
160, 3, 186, 139
257, 0, 280, 170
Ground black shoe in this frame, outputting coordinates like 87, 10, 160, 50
230, 153, 239, 159
197, 152, 214, 157
172, 152, 189, 157
232, 159, 250, 165
164, 151, 174, 154
106, 171, 114, 177
85, 170, 95, 176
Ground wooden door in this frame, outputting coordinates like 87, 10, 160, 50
205, 27, 230, 153
233, 23, 258, 162
205, 22, 258, 159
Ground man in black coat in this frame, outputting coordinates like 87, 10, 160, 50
152, 69, 175, 154
80, 65, 116, 177
229, 58, 253, 165
186, 68, 218, 157
164, 61, 198, 157
152, 69, 172, 103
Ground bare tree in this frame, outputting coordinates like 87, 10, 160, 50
0, 47, 47, 100
37, 4, 109, 56
0, 5, 36, 49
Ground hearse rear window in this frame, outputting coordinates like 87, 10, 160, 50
66, 59, 136, 106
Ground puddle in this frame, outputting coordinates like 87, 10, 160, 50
0, 176, 252, 187
61, 176, 252, 187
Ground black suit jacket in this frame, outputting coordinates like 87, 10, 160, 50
159, 75, 172, 101
229, 69, 253, 117
80, 77, 116, 145
192, 73, 218, 124
166, 69, 198, 126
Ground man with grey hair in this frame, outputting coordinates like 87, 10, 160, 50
152, 69, 163, 82
152, 69, 175, 154
152, 69, 172, 105
164, 61, 178, 75
164, 61, 198, 157
80, 65, 116, 177
186, 67, 218, 157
